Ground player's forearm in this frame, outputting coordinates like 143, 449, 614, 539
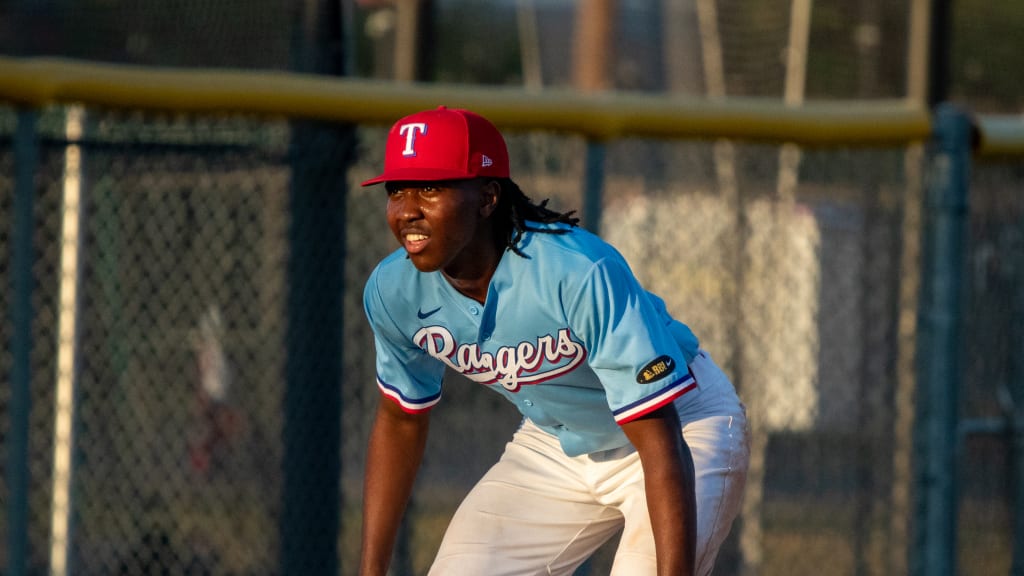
359, 401, 430, 576
360, 443, 425, 573
622, 405, 697, 576
643, 456, 696, 576
359, 491, 405, 576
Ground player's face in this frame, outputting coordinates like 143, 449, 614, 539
385, 179, 499, 275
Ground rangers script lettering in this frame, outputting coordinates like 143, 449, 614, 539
414, 325, 587, 391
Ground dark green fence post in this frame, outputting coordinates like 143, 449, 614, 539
280, 1, 352, 574
912, 103, 972, 576
282, 122, 351, 576
582, 140, 606, 236
7, 108, 38, 576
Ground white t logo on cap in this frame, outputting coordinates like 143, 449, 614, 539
399, 123, 427, 157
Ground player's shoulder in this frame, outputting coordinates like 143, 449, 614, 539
363, 248, 440, 328
521, 222, 623, 266
365, 248, 422, 300
516, 224, 642, 299
373, 247, 414, 272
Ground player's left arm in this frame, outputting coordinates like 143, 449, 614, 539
620, 403, 697, 576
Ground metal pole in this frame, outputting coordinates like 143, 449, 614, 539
516, 0, 543, 90
7, 107, 39, 576
913, 103, 971, 576
49, 104, 87, 576
582, 141, 606, 236
927, 0, 951, 108
571, 0, 613, 238
776, 0, 812, 204
393, 0, 421, 82
572, 0, 615, 92
892, 1, 930, 572
281, 2, 348, 574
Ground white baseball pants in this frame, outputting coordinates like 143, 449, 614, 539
429, 352, 750, 576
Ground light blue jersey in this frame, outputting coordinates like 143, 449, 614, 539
364, 222, 702, 456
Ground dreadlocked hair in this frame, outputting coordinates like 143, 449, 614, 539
494, 178, 580, 258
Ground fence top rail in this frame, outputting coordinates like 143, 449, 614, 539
975, 115, 1024, 158
0, 54, 961, 149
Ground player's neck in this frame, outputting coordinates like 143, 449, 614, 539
441, 240, 503, 304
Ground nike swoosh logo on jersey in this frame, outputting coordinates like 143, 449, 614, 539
417, 306, 442, 319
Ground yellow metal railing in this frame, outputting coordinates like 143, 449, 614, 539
976, 114, 1024, 158
6, 55, 1020, 156
0, 55, 937, 146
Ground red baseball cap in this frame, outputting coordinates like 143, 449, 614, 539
361, 106, 510, 186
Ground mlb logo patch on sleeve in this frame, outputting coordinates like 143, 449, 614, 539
636, 355, 675, 384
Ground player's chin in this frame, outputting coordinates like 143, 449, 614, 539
405, 252, 443, 273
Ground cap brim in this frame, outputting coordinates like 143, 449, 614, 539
360, 167, 478, 187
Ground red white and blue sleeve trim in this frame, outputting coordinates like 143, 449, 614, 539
377, 377, 441, 413
613, 371, 696, 424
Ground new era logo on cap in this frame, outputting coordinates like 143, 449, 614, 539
361, 106, 510, 186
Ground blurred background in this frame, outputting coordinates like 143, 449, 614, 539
1, 1, 1022, 575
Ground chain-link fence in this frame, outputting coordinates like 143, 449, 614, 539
2, 101, 1021, 575
960, 157, 1024, 574
2, 0, 1023, 574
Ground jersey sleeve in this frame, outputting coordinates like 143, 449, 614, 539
565, 256, 697, 425
363, 267, 445, 413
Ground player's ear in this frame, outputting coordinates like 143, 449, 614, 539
478, 179, 500, 218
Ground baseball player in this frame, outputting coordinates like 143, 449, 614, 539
359, 106, 750, 576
